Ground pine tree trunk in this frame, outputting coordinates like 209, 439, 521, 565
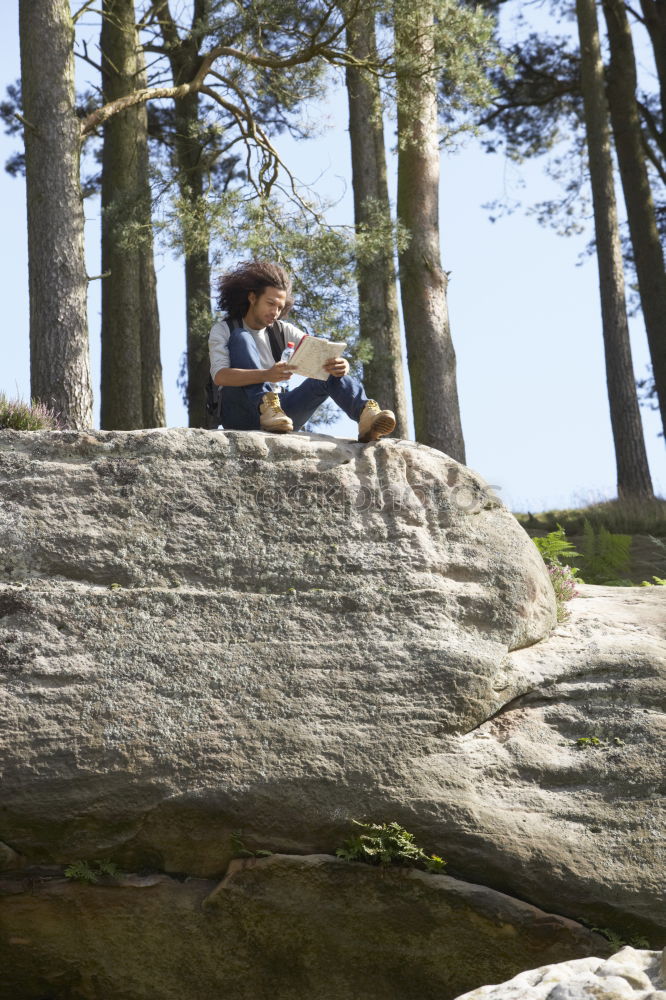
136, 38, 166, 429
19, 0, 92, 428
576, 0, 654, 498
346, 8, 409, 438
602, 0, 666, 443
176, 92, 212, 430
158, 0, 212, 429
395, 0, 466, 463
100, 0, 165, 430
639, 0, 666, 130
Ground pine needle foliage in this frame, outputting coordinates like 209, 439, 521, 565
178, 193, 361, 350
390, 0, 511, 148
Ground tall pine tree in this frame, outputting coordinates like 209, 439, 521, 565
100, 0, 165, 429
576, 0, 653, 498
19, 0, 93, 428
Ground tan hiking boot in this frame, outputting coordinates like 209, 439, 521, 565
259, 392, 293, 433
358, 400, 396, 442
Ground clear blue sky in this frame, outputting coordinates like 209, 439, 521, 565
2, 2, 663, 510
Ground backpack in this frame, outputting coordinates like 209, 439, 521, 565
205, 318, 289, 429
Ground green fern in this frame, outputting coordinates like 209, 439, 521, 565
640, 575, 666, 586
580, 521, 631, 584
64, 860, 98, 884
336, 821, 446, 873
64, 859, 121, 884
577, 918, 654, 951
593, 927, 625, 951
424, 854, 446, 873
95, 860, 121, 879
533, 525, 581, 567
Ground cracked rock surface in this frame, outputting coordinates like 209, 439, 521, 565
0, 855, 612, 1000
0, 429, 664, 949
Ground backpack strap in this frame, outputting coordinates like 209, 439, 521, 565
266, 320, 286, 362
205, 317, 244, 429
206, 318, 286, 428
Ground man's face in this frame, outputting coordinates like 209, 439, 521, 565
245, 286, 287, 329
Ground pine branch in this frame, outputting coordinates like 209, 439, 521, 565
625, 2, 647, 25
75, 39, 103, 75
477, 83, 575, 128
81, 82, 191, 135
15, 112, 37, 134
199, 83, 280, 196
641, 132, 666, 185
136, 1, 164, 30
80, 40, 217, 136
80, 0, 383, 140
636, 98, 666, 160
152, 0, 181, 52
73, 0, 99, 23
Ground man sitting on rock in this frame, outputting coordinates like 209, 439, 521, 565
208, 259, 397, 441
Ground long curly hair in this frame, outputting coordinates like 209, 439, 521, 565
217, 260, 294, 322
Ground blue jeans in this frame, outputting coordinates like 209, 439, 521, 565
219, 327, 368, 431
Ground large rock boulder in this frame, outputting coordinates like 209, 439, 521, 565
0, 429, 664, 948
0, 855, 611, 1000
455, 945, 666, 999
0, 428, 552, 866
430, 583, 666, 941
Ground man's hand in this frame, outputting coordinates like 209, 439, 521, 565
324, 356, 350, 378
266, 361, 296, 382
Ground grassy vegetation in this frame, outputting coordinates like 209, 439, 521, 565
0, 393, 62, 431
517, 498, 666, 586
514, 496, 666, 538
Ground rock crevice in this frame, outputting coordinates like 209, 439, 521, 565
0, 855, 613, 1000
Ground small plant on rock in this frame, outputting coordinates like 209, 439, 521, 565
579, 919, 652, 951
533, 525, 581, 621
572, 735, 625, 750
230, 832, 273, 859
574, 736, 602, 749
547, 564, 580, 621
64, 859, 121, 883
533, 525, 581, 567
336, 821, 446, 873
0, 393, 62, 431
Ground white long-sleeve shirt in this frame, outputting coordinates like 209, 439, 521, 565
208, 318, 306, 382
